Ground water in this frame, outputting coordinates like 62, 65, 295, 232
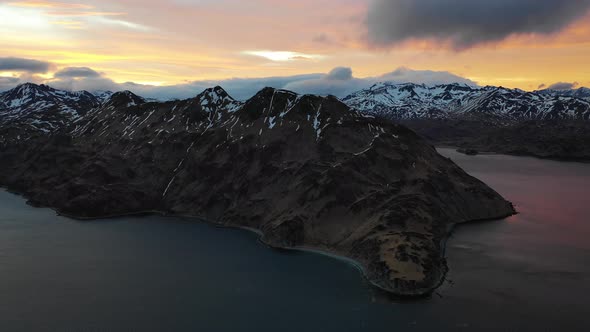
0, 149, 589, 331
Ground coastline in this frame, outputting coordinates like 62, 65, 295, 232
0, 186, 515, 299
436, 145, 590, 164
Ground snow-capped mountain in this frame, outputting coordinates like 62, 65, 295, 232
343, 82, 590, 122
0, 83, 99, 119
92, 90, 114, 102
536, 87, 590, 100
0, 83, 104, 145
3, 81, 589, 150
71, 86, 361, 145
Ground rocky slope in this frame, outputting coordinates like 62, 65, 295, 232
0, 85, 514, 297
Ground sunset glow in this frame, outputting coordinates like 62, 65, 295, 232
1, 0, 589, 95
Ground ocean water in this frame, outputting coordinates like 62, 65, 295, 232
0, 149, 588, 331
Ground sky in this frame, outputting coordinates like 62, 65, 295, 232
1, 0, 590, 99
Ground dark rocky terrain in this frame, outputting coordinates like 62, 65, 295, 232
403, 119, 590, 162
343, 83, 590, 161
0, 83, 515, 297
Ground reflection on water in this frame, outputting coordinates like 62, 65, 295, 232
434, 149, 590, 331
0, 149, 588, 331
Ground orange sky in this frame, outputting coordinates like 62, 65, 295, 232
1, 0, 589, 91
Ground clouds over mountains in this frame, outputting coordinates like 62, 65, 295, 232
546, 82, 580, 90
282, 66, 476, 98
53, 67, 102, 79
2, 56, 586, 100
367, 0, 590, 49
46, 65, 476, 100
0, 56, 479, 100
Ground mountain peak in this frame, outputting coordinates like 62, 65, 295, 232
198, 86, 233, 100
9, 83, 52, 97
193, 86, 241, 115
14, 82, 45, 89
105, 90, 145, 108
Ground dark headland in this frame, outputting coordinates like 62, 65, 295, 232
0, 84, 515, 297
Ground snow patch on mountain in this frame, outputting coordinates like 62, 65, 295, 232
343, 82, 590, 121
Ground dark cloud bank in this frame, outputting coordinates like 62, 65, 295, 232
367, 0, 590, 49
54, 67, 101, 78
0, 57, 52, 73
546, 82, 579, 90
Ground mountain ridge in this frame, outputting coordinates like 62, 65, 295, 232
343, 82, 590, 122
4, 81, 589, 161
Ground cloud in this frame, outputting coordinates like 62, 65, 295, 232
49, 66, 476, 100
0, 76, 22, 91
47, 76, 118, 92
282, 68, 364, 97
325, 67, 353, 80
538, 83, 547, 89
91, 17, 153, 32
1, 61, 478, 100
366, 0, 590, 49
283, 67, 477, 97
0, 57, 52, 73
44, 71, 325, 100
312, 33, 332, 44
45, 67, 118, 92
547, 82, 579, 90
0, 72, 44, 91
242, 51, 324, 62
8, 1, 93, 10
3, 1, 152, 32
53, 67, 101, 78
377, 67, 476, 86
124, 74, 325, 100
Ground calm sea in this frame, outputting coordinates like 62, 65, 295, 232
0, 148, 588, 331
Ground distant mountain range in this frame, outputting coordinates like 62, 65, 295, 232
2, 82, 588, 134
340, 83, 590, 161
1, 82, 589, 161
0, 82, 514, 297
536, 87, 590, 99
342, 82, 590, 122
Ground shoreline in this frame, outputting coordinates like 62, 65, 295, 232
436, 145, 590, 164
0, 187, 515, 299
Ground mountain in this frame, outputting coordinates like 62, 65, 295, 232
343, 82, 590, 122
343, 83, 590, 161
0, 85, 514, 297
343, 83, 474, 120
0, 83, 99, 119
0, 83, 100, 145
536, 87, 590, 100
92, 90, 114, 102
